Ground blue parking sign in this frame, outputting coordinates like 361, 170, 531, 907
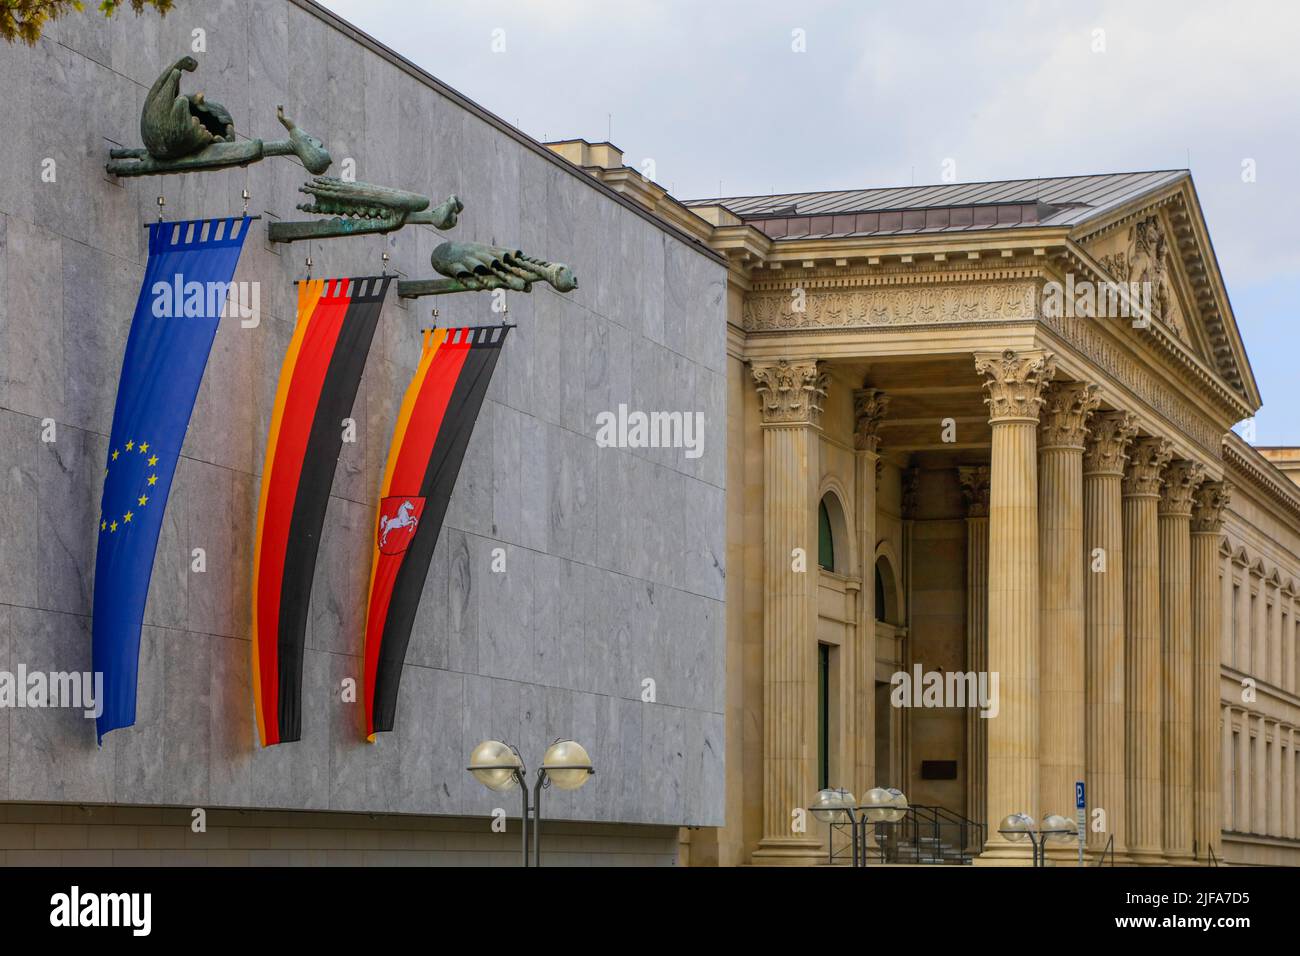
1075, 781, 1086, 809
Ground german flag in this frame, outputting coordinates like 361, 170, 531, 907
252, 276, 390, 747
364, 324, 511, 739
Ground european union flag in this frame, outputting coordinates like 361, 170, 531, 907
92, 217, 251, 743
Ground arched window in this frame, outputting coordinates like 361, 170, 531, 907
874, 552, 902, 625
818, 498, 835, 571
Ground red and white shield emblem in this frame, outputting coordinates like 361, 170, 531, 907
377, 496, 425, 555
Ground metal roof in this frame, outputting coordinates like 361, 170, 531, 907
686, 170, 1187, 239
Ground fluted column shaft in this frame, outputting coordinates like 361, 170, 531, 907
1038, 382, 1097, 835
1083, 411, 1136, 858
1159, 460, 1202, 862
960, 466, 991, 830
751, 360, 828, 864
1123, 436, 1171, 864
974, 349, 1055, 863
853, 388, 889, 801
1268, 719, 1282, 835
1191, 481, 1229, 861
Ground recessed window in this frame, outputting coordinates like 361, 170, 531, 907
818, 498, 835, 572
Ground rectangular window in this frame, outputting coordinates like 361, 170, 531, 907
817, 644, 830, 790
1231, 731, 1240, 829
1232, 584, 1241, 667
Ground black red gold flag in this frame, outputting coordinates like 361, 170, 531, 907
252, 275, 391, 746
363, 324, 511, 738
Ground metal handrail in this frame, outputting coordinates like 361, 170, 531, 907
858, 804, 986, 865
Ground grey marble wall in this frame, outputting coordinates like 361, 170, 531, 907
0, 0, 726, 828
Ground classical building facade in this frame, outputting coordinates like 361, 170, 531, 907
556, 146, 1300, 866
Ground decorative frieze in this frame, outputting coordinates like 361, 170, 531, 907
751, 359, 829, 426
1191, 480, 1233, 533
1122, 437, 1174, 498
853, 388, 890, 453
741, 281, 1038, 332
1083, 410, 1139, 476
958, 465, 992, 518
1159, 460, 1207, 516
974, 349, 1057, 423
1039, 381, 1101, 450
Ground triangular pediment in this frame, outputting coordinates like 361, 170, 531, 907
1073, 176, 1260, 411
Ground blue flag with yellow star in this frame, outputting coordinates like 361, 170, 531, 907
92, 217, 251, 743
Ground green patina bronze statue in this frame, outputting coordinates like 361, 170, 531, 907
266, 176, 464, 242
398, 243, 579, 298
270, 176, 577, 298
106, 56, 331, 177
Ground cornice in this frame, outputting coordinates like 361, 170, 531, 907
1222, 432, 1300, 527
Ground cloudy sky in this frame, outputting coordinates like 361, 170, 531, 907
322, 0, 1300, 443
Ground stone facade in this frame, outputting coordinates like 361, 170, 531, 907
0, 0, 727, 862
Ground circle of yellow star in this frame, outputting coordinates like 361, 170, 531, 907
109, 521, 118, 532
125, 440, 134, 451
101, 520, 107, 531
138, 442, 150, 454
148, 455, 159, 467
111, 450, 119, 461
147, 473, 158, 486
123, 511, 133, 523
137, 494, 149, 507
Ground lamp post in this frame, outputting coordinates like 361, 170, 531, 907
998, 811, 1077, 866
467, 738, 594, 866
857, 786, 909, 865
810, 788, 858, 865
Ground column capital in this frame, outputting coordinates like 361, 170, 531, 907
1039, 380, 1100, 450
1083, 410, 1139, 476
1191, 480, 1233, 534
974, 349, 1057, 423
1122, 436, 1173, 498
1159, 460, 1207, 517
958, 465, 992, 518
752, 359, 828, 427
853, 387, 890, 453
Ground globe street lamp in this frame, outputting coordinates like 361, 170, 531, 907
859, 786, 909, 864
998, 811, 1077, 866
467, 738, 594, 867
810, 787, 858, 865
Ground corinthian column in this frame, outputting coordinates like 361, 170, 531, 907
960, 465, 992, 831
973, 349, 1055, 863
1123, 435, 1173, 864
1191, 480, 1230, 861
1083, 410, 1137, 859
1159, 459, 1205, 863
1038, 381, 1099, 840
751, 358, 828, 864
853, 386, 889, 803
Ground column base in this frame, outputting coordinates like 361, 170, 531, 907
972, 838, 1037, 866
1125, 846, 1166, 867
1163, 849, 1196, 866
750, 837, 826, 866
